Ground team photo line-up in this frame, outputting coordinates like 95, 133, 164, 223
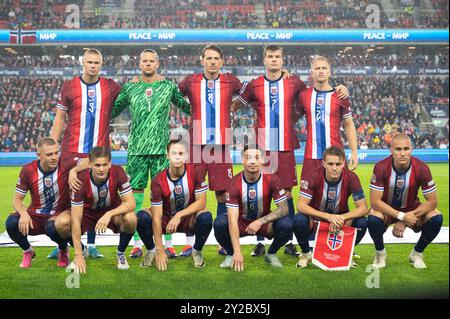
5, 44, 442, 273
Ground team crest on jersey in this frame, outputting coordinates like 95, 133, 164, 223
396, 179, 405, 188
146, 88, 153, 97
88, 89, 96, 98
270, 86, 278, 95
44, 176, 53, 188
174, 184, 183, 195
99, 189, 107, 198
317, 97, 325, 106
207, 80, 214, 89
328, 190, 337, 200
248, 189, 257, 200
327, 231, 343, 250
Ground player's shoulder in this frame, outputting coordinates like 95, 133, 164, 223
101, 77, 119, 87
21, 160, 37, 174
299, 86, 313, 97
411, 156, 430, 171
344, 167, 360, 181
307, 165, 324, 180
152, 168, 167, 184
61, 77, 80, 89
230, 171, 243, 184
375, 156, 392, 168
221, 72, 239, 81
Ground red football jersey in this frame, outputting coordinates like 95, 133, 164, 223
369, 156, 436, 210
150, 164, 208, 217
57, 77, 121, 153
299, 166, 365, 214
226, 172, 287, 220
178, 73, 243, 145
237, 74, 306, 151
15, 159, 77, 215
70, 165, 132, 213
297, 87, 352, 159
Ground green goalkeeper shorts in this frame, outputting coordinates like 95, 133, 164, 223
126, 155, 169, 190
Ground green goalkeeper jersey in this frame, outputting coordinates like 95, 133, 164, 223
112, 79, 191, 155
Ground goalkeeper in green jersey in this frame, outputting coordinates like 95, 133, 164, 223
111, 49, 191, 258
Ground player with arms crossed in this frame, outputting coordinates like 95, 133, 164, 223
70, 147, 137, 272
232, 46, 349, 257
50, 48, 121, 259
135, 137, 213, 270
293, 146, 368, 268
111, 49, 191, 259
368, 133, 443, 269
178, 45, 244, 256
214, 144, 294, 270
5, 138, 87, 268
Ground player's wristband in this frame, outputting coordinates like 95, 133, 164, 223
397, 211, 405, 221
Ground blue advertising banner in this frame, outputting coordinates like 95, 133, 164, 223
0, 149, 447, 166
1, 29, 448, 44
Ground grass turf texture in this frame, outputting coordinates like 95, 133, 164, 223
0, 164, 448, 298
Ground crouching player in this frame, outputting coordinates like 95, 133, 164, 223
70, 146, 137, 273
214, 144, 293, 271
136, 137, 212, 270
293, 146, 368, 268
6, 137, 86, 268
368, 133, 442, 269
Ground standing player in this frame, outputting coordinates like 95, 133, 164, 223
368, 133, 442, 269
178, 45, 243, 256
111, 49, 191, 258
296, 56, 358, 178
135, 138, 213, 270
70, 147, 137, 272
232, 45, 349, 257
293, 146, 368, 268
5, 138, 87, 268
214, 144, 294, 270
50, 48, 121, 259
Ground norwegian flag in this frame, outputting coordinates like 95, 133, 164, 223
9, 28, 37, 44
312, 221, 357, 271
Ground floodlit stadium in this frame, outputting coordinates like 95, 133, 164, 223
0, 0, 448, 300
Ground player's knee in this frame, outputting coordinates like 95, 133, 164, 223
213, 214, 228, 234
55, 214, 71, 233
197, 211, 213, 226
292, 213, 309, 229
136, 210, 152, 228
368, 208, 385, 220
274, 216, 293, 234
425, 214, 443, 230
353, 217, 368, 232
5, 214, 20, 232
123, 212, 137, 230
367, 214, 385, 231
215, 191, 226, 203
45, 219, 58, 237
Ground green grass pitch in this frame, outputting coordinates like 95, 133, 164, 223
0, 164, 448, 299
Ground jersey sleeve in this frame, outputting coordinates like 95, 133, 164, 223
56, 81, 71, 112
178, 75, 190, 96
225, 179, 240, 210
15, 166, 30, 196
348, 170, 365, 202
70, 173, 85, 207
340, 97, 352, 119
237, 80, 255, 106
230, 74, 244, 94
294, 91, 305, 121
115, 166, 132, 197
271, 175, 287, 205
111, 84, 130, 119
299, 170, 316, 201
194, 170, 209, 195
418, 162, 436, 196
150, 177, 163, 207
369, 162, 386, 193
171, 81, 191, 115
110, 79, 122, 100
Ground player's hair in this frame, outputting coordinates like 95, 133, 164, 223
263, 45, 283, 58
89, 146, 111, 162
83, 48, 103, 63
37, 137, 57, 149
166, 136, 188, 153
390, 133, 411, 147
241, 144, 265, 156
311, 55, 331, 69
323, 146, 346, 161
140, 49, 159, 61
201, 45, 223, 59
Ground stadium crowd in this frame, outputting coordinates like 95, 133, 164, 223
1, 0, 448, 29
1, 75, 447, 152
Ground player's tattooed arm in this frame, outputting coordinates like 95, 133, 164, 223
258, 200, 289, 224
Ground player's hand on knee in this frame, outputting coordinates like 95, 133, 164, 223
167, 216, 181, 234
327, 214, 344, 230
232, 252, 244, 272
95, 213, 111, 234
246, 220, 263, 235
392, 221, 406, 238
19, 214, 33, 235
